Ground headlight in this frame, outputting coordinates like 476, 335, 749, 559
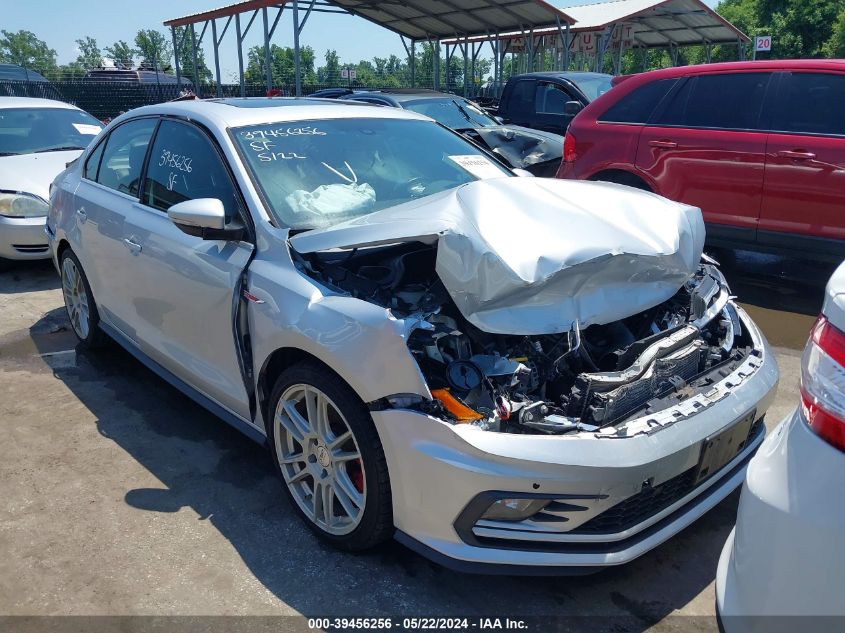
480, 498, 550, 521
0, 192, 49, 218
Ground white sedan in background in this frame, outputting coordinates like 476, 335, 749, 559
0, 97, 101, 261
717, 261, 845, 631
47, 98, 778, 572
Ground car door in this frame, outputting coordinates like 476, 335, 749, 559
759, 70, 845, 255
635, 72, 773, 243
72, 117, 157, 337
124, 118, 254, 420
532, 81, 579, 134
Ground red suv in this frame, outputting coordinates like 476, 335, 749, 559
557, 60, 845, 261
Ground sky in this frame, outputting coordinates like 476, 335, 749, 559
4, 0, 720, 79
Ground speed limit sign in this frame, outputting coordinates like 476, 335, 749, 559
755, 36, 772, 51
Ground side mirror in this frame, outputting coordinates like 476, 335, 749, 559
168, 198, 243, 240
564, 100, 583, 116
512, 168, 535, 178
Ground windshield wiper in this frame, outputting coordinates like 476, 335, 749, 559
451, 100, 477, 127
33, 146, 85, 153
0, 152, 18, 157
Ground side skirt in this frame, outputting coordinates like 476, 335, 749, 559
98, 321, 267, 445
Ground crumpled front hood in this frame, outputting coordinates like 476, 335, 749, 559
0, 150, 81, 200
290, 178, 705, 335
468, 124, 562, 169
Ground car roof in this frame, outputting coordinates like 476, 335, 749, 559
349, 90, 462, 103
511, 71, 612, 81
0, 96, 80, 110
108, 97, 433, 130
623, 59, 845, 82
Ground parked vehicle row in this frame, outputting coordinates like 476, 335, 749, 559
310, 87, 565, 177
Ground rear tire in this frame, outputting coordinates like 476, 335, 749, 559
267, 362, 393, 551
60, 249, 108, 349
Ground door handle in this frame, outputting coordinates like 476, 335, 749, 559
123, 238, 142, 254
649, 140, 678, 149
776, 150, 816, 161
76, 207, 87, 221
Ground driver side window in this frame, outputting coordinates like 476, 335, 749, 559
535, 83, 572, 114
143, 120, 240, 222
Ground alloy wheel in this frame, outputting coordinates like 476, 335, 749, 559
274, 384, 366, 535
62, 256, 90, 340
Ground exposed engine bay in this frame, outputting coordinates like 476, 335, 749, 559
294, 241, 754, 436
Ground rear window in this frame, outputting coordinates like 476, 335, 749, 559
598, 78, 679, 124
652, 73, 770, 130
773, 72, 845, 137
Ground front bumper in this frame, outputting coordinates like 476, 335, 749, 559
375, 309, 779, 571
716, 409, 845, 629
0, 215, 50, 260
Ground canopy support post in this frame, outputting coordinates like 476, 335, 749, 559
171, 26, 182, 90
211, 19, 222, 97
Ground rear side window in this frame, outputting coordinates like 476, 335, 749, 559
598, 78, 678, 124
143, 120, 240, 222
95, 118, 157, 196
773, 72, 845, 137
535, 82, 572, 114
652, 73, 770, 130
506, 80, 535, 117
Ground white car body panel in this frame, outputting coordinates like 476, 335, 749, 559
717, 260, 845, 629
48, 99, 779, 571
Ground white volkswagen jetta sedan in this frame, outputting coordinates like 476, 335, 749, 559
716, 262, 845, 630
47, 98, 778, 572
0, 97, 101, 261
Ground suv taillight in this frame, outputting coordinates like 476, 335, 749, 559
800, 316, 845, 451
563, 130, 577, 163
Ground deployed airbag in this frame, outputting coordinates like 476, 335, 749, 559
290, 178, 705, 335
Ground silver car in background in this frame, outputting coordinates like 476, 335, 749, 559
47, 98, 778, 572
0, 97, 101, 261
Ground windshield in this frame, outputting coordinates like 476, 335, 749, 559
233, 117, 510, 230
0, 107, 102, 156
570, 75, 614, 101
402, 97, 499, 129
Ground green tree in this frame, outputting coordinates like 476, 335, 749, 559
75, 36, 102, 69
134, 30, 171, 69
318, 49, 341, 83
245, 44, 316, 86
172, 27, 212, 85
105, 40, 136, 68
0, 30, 57, 73
824, 8, 845, 57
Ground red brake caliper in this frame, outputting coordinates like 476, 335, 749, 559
348, 459, 364, 493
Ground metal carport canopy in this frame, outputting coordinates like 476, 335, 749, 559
442, 0, 749, 46
565, 0, 749, 45
328, 0, 575, 40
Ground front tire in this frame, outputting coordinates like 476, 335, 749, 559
60, 249, 107, 349
268, 362, 393, 550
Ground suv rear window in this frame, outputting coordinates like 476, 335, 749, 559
598, 78, 678, 124
652, 72, 770, 130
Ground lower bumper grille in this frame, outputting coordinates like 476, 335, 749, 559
12, 244, 49, 254
572, 417, 764, 535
